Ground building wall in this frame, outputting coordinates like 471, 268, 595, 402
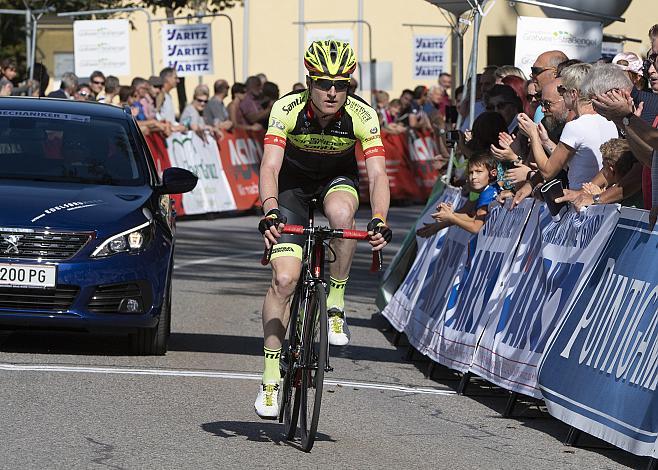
34, 0, 652, 107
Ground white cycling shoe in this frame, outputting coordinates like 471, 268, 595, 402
328, 308, 351, 346
254, 383, 279, 420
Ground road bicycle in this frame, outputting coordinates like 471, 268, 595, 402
261, 200, 382, 452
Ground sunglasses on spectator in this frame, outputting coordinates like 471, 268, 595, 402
310, 76, 350, 92
486, 102, 513, 111
540, 98, 563, 110
92, 80, 105, 85
530, 66, 555, 77
526, 92, 540, 101
195, 98, 208, 104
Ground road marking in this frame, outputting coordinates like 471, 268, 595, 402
174, 250, 263, 269
0, 363, 455, 396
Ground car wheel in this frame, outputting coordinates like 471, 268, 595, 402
131, 280, 171, 356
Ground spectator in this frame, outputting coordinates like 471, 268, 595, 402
398, 88, 422, 129
531, 50, 569, 124
519, 63, 623, 189
650, 24, 658, 55
417, 153, 499, 236
423, 85, 443, 116
48, 72, 78, 99
501, 75, 529, 116
88, 70, 105, 100
228, 82, 259, 131
148, 76, 164, 116
438, 72, 452, 94
129, 85, 147, 120
556, 59, 582, 78
181, 84, 216, 139
256, 73, 267, 86
31, 62, 49, 97
495, 65, 527, 83
557, 138, 643, 210
118, 85, 132, 107
382, 98, 407, 134
204, 79, 233, 131
459, 70, 493, 132
102, 76, 120, 105
74, 83, 93, 101
485, 84, 522, 134
239, 75, 270, 128
261, 81, 280, 126
158, 67, 186, 132
292, 82, 305, 92
375, 90, 390, 124
0, 58, 17, 94
612, 52, 645, 90
525, 80, 541, 116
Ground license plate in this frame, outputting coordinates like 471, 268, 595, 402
0, 263, 56, 288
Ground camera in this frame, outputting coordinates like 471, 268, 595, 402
445, 105, 459, 124
445, 129, 461, 147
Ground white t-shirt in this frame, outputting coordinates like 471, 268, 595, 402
559, 113, 619, 189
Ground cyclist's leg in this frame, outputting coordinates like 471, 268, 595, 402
321, 176, 359, 346
256, 187, 307, 418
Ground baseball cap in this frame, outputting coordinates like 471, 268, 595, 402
612, 52, 643, 74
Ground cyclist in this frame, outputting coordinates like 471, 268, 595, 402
255, 40, 392, 418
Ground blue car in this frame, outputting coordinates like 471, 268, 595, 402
0, 98, 197, 355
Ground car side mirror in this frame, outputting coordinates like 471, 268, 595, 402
158, 167, 198, 194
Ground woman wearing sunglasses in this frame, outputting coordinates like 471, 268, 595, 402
180, 84, 217, 140
254, 40, 392, 419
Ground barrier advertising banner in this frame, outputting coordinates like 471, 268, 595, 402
471, 204, 619, 397
407, 129, 440, 199
73, 20, 131, 77
538, 207, 658, 456
435, 199, 533, 371
404, 224, 471, 357
382, 187, 463, 332
166, 132, 236, 214
412, 35, 447, 79
162, 23, 213, 76
514, 16, 602, 78
216, 129, 263, 211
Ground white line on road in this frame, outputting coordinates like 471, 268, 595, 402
174, 250, 263, 269
0, 363, 455, 396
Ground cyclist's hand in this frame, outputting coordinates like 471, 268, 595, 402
367, 217, 392, 251
258, 208, 287, 248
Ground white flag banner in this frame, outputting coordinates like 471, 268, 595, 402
73, 20, 131, 77
514, 16, 602, 78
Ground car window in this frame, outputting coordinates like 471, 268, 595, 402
0, 113, 145, 186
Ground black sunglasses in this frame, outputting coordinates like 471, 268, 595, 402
531, 66, 555, 77
311, 77, 350, 92
92, 80, 105, 85
195, 98, 208, 104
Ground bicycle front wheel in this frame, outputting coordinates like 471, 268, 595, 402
280, 287, 303, 440
299, 283, 328, 452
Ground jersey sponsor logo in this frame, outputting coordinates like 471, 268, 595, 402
269, 117, 285, 130
346, 98, 373, 123
282, 96, 304, 114
272, 245, 295, 254
370, 127, 378, 134
363, 135, 379, 143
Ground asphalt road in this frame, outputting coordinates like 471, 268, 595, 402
0, 206, 645, 469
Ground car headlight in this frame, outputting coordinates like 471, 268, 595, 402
91, 221, 153, 257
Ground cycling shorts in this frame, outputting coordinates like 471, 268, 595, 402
270, 174, 359, 261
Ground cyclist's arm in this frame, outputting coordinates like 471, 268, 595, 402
365, 156, 390, 222
259, 144, 285, 213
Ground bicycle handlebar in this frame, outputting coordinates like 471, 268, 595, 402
260, 224, 383, 272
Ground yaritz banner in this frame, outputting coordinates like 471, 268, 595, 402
73, 20, 131, 77
167, 132, 236, 214
381, 186, 463, 333
413, 35, 447, 80
539, 208, 658, 457
471, 203, 619, 397
514, 16, 602, 78
162, 24, 213, 76
435, 199, 533, 372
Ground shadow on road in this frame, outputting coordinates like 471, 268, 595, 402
0, 330, 132, 356
202, 420, 335, 447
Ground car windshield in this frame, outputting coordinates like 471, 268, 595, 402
0, 112, 145, 186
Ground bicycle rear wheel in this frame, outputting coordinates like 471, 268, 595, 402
280, 286, 304, 440
299, 283, 328, 452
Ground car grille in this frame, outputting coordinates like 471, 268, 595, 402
0, 285, 79, 311
0, 230, 92, 260
88, 283, 143, 313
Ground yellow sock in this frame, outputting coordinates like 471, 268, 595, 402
263, 347, 281, 384
327, 276, 348, 310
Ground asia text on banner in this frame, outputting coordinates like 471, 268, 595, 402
434, 199, 533, 372
471, 204, 619, 397
166, 132, 236, 215
381, 187, 463, 333
538, 207, 658, 457
216, 129, 264, 211
162, 23, 214, 76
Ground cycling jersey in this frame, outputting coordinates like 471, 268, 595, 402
264, 89, 385, 181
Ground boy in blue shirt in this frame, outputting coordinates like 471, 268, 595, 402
417, 153, 499, 237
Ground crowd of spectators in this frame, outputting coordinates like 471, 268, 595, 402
414, 23, 658, 236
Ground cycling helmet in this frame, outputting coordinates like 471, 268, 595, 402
304, 40, 357, 77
